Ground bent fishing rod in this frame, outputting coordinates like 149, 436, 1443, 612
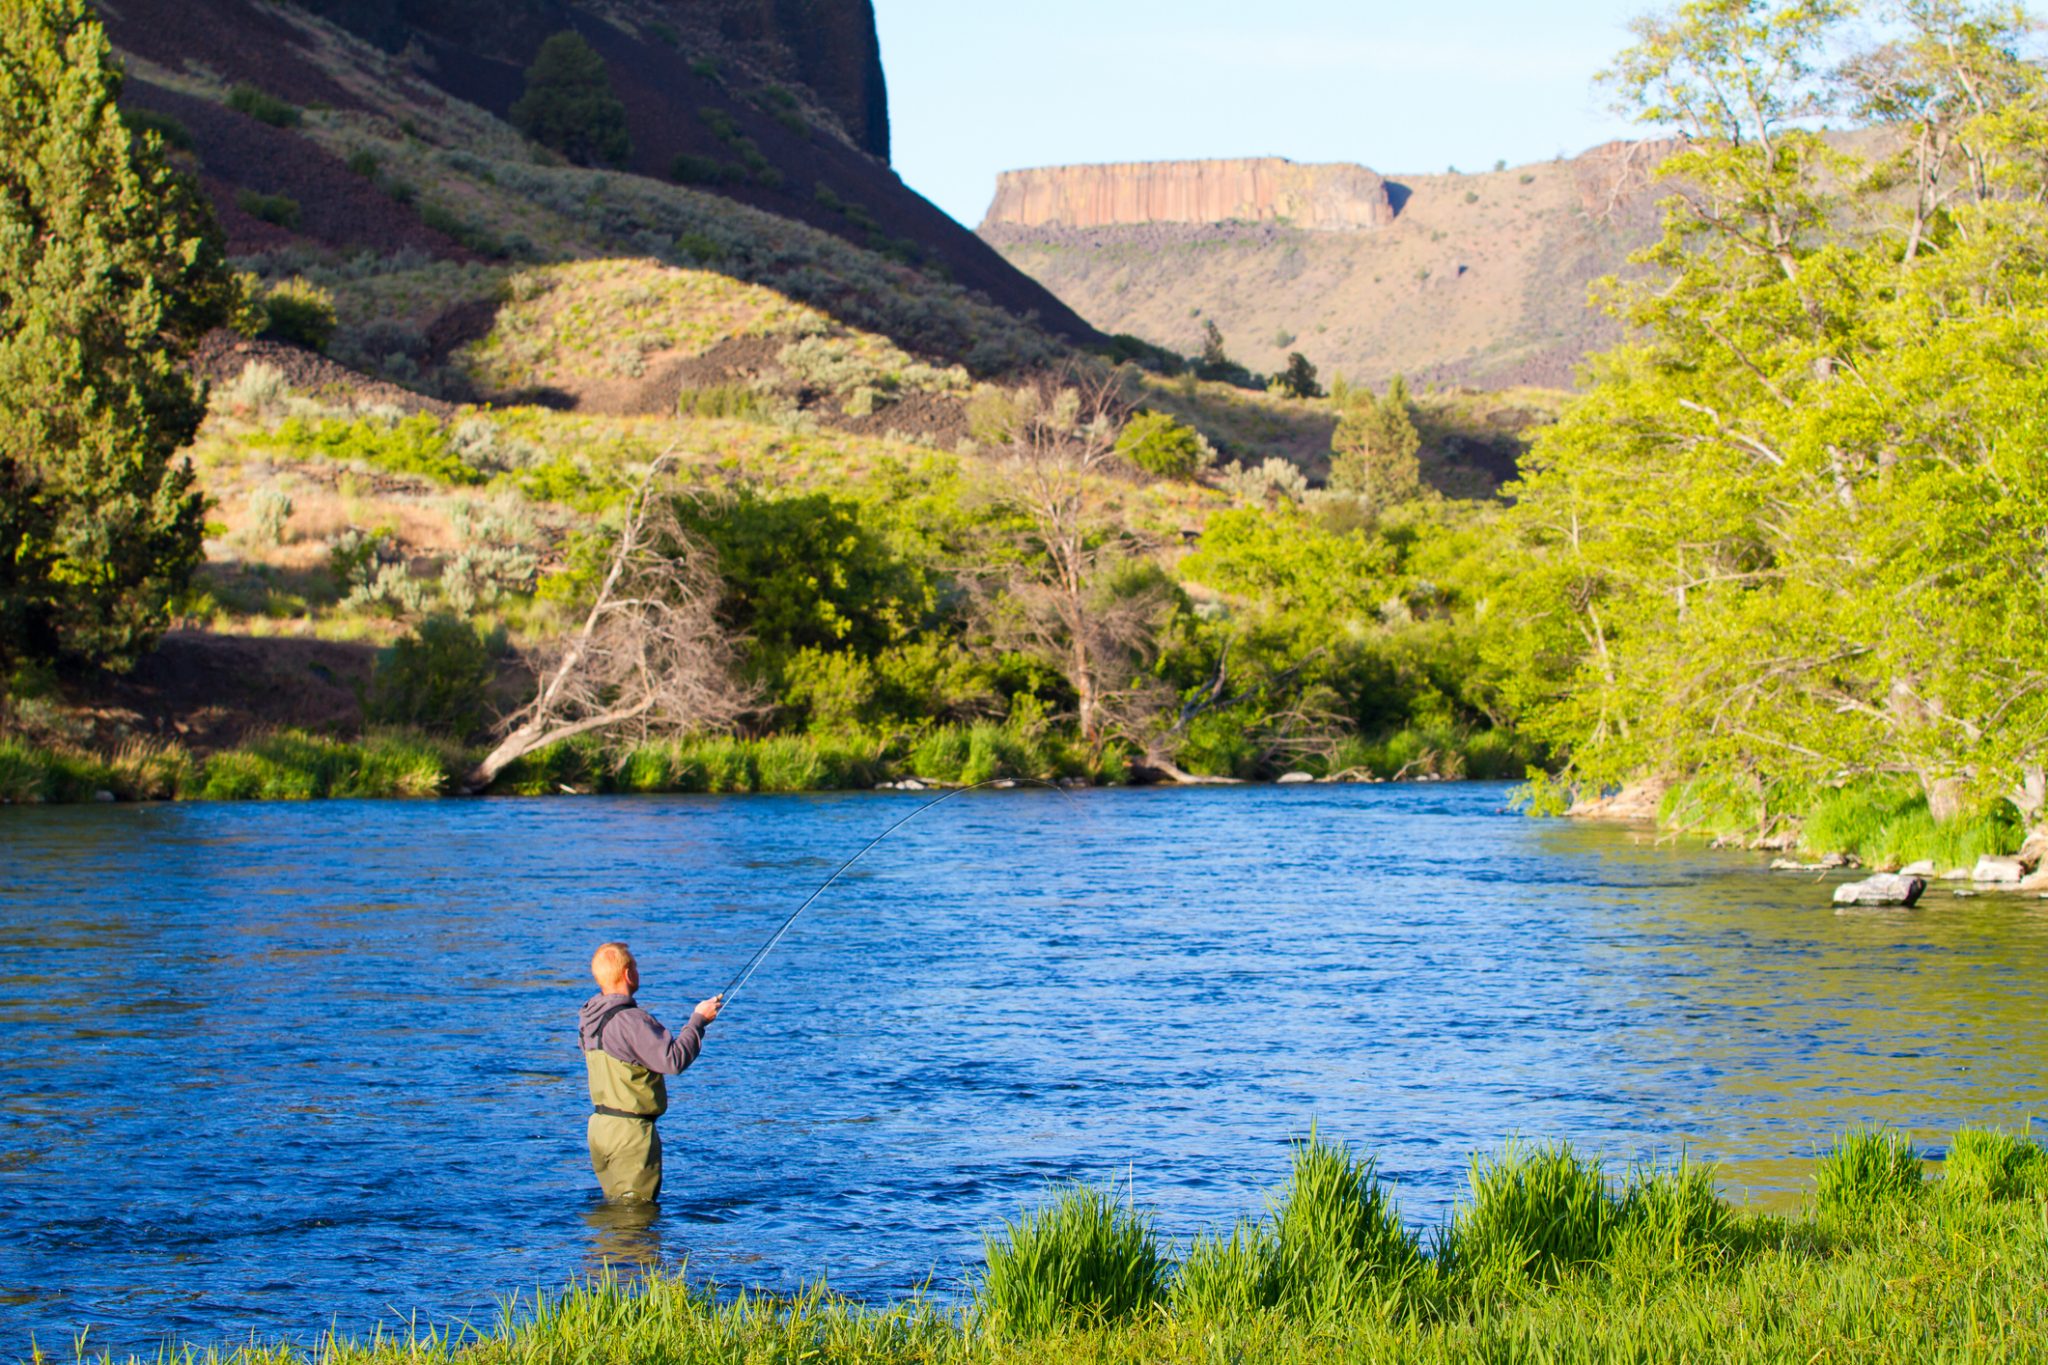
716, 777, 1076, 1012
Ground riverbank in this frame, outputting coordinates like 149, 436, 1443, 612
40, 1129, 2048, 1364
0, 721, 1531, 803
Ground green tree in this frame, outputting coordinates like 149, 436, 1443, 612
1494, 0, 2048, 827
1271, 351, 1323, 399
0, 0, 237, 694
509, 31, 631, 167
1114, 411, 1212, 480
1328, 375, 1421, 508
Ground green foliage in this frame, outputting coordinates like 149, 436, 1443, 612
363, 615, 497, 740
1815, 1130, 1924, 1212
1265, 1134, 1420, 1322
1270, 351, 1323, 399
669, 152, 738, 185
344, 147, 380, 177
676, 384, 777, 420
1942, 1129, 2048, 1204
0, 0, 237, 683
1113, 411, 1210, 480
1328, 374, 1421, 508
1194, 319, 1255, 386
198, 729, 451, 800
510, 31, 631, 166
256, 276, 337, 352
1169, 1223, 1275, 1323
121, 105, 190, 150
1494, 1, 2048, 821
976, 1184, 1166, 1334
236, 189, 300, 228
1607, 1157, 1739, 1280
266, 414, 484, 486
224, 83, 300, 127
1447, 1142, 1614, 1286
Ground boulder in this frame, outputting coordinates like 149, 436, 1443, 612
93, 790, 116, 803
1770, 858, 1831, 872
1972, 855, 2026, 884
1832, 874, 1927, 908
1900, 859, 1936, 877
1276, 771, 1315, 785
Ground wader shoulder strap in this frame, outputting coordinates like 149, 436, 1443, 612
589, 999, 638, 1051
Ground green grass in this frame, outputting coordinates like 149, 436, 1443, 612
1657, 773, 2026, 866
1814, 1128, 1925, 1211
978, 1183, 1166, 1334
0, 732, 453, 804
1445, 1141, 1615, 1286
61, 1126, 2048, 1363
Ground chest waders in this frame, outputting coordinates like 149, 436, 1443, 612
585, 1001, 665, 1202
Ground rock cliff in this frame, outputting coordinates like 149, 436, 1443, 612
982, 159, 1396, 233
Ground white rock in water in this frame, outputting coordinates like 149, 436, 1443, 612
1832, 874, 1927, 908
1972, 855, 2025, 884
1276, 771, 1315, 784
1940, 867, 1974, 880
93, 790, 116, 803
1900, 859, 1936, 877
1770, 858, 1829, 871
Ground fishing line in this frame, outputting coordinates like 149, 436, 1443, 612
718, 777, 1079, 1010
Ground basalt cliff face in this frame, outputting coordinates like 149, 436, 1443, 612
983, 159, 1395, 233
981, 143, 1692, 389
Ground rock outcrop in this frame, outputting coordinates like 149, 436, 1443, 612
983, 159, 1396, 233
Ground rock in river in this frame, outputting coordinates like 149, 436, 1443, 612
1276, 771, 1315, 784
1972, 855, 2026, 884
1833, 874, 1927, 908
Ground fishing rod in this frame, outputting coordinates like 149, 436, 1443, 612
717, 777, 1075, 1011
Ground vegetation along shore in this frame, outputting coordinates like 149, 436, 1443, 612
5, 0, 2045, 882
40, 1128, 2048, 1363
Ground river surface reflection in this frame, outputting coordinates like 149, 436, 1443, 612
2, 785, 2044, 1353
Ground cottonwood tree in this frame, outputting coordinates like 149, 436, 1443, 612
0, 0, 238, 700
1328, 374, 1422, 509
1495, 0, 2048, 829
467, 459, 752, 790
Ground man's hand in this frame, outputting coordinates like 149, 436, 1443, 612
695, 994, 723, 1024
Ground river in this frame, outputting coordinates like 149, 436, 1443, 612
2, 784, 2044, 1354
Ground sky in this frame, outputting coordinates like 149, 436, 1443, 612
873, 0, 1655, 227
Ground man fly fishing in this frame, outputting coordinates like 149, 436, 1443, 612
579, 941, 722, 1202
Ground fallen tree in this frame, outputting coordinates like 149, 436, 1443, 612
467, 458, 753, 791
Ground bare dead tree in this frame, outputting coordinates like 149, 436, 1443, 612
467, 457, 753, 791
984, 367, 1171, 757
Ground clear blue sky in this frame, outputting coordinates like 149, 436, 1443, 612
873, 0, 1654, 227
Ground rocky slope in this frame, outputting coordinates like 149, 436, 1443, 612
102, 0, 1094, 355
985, 159, 1396, 233
982, 141, 1682, 389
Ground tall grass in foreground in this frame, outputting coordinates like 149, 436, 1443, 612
40, 1127, 2048, 1364
1814, 1128, 1925, 1211
977, 1184, 1164, 1334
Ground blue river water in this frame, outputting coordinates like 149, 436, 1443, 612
3, 783, 2046, 1355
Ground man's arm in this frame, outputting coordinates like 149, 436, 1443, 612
617, 997, 722, 1075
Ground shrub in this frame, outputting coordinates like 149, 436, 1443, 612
123, 106, 192, 150
220, 361, 288, 419
670, 153, 737, 185
345, 148, 381, 177
225, 83, 301, 127
1266, 1134, 1419, 1322
1943, 1129, 2048, 1204
243, 487, 294, 546
510, 31, 631, 166
1448, 1142, 1614, 1286
976, 1184, 1165, 1334
257, 276, 336, 352
1271, 351, 1323, 399
1114, 411, 1212, 480
677, 384, 776, 421
1815, 1130, 1923, 1211
363, 615, 497, 740
268, 414, 482, 486
236, 189, 301, 229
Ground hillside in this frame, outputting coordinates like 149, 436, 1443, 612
980, 143, 1682, 390
100, 0, 1097, 379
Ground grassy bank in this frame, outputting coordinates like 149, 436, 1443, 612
47, 1128, 2048, 1363
0, 723, 1533, 804
1657, 773, 2029, 869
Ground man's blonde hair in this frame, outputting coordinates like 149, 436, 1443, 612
591, 941, 636, 989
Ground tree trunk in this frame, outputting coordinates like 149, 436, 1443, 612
465, 699, 653, 793
1922, 772, 1968, 824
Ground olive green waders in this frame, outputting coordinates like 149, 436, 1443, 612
587, 1112, 663, 1202
586, 1016, 669, 1202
